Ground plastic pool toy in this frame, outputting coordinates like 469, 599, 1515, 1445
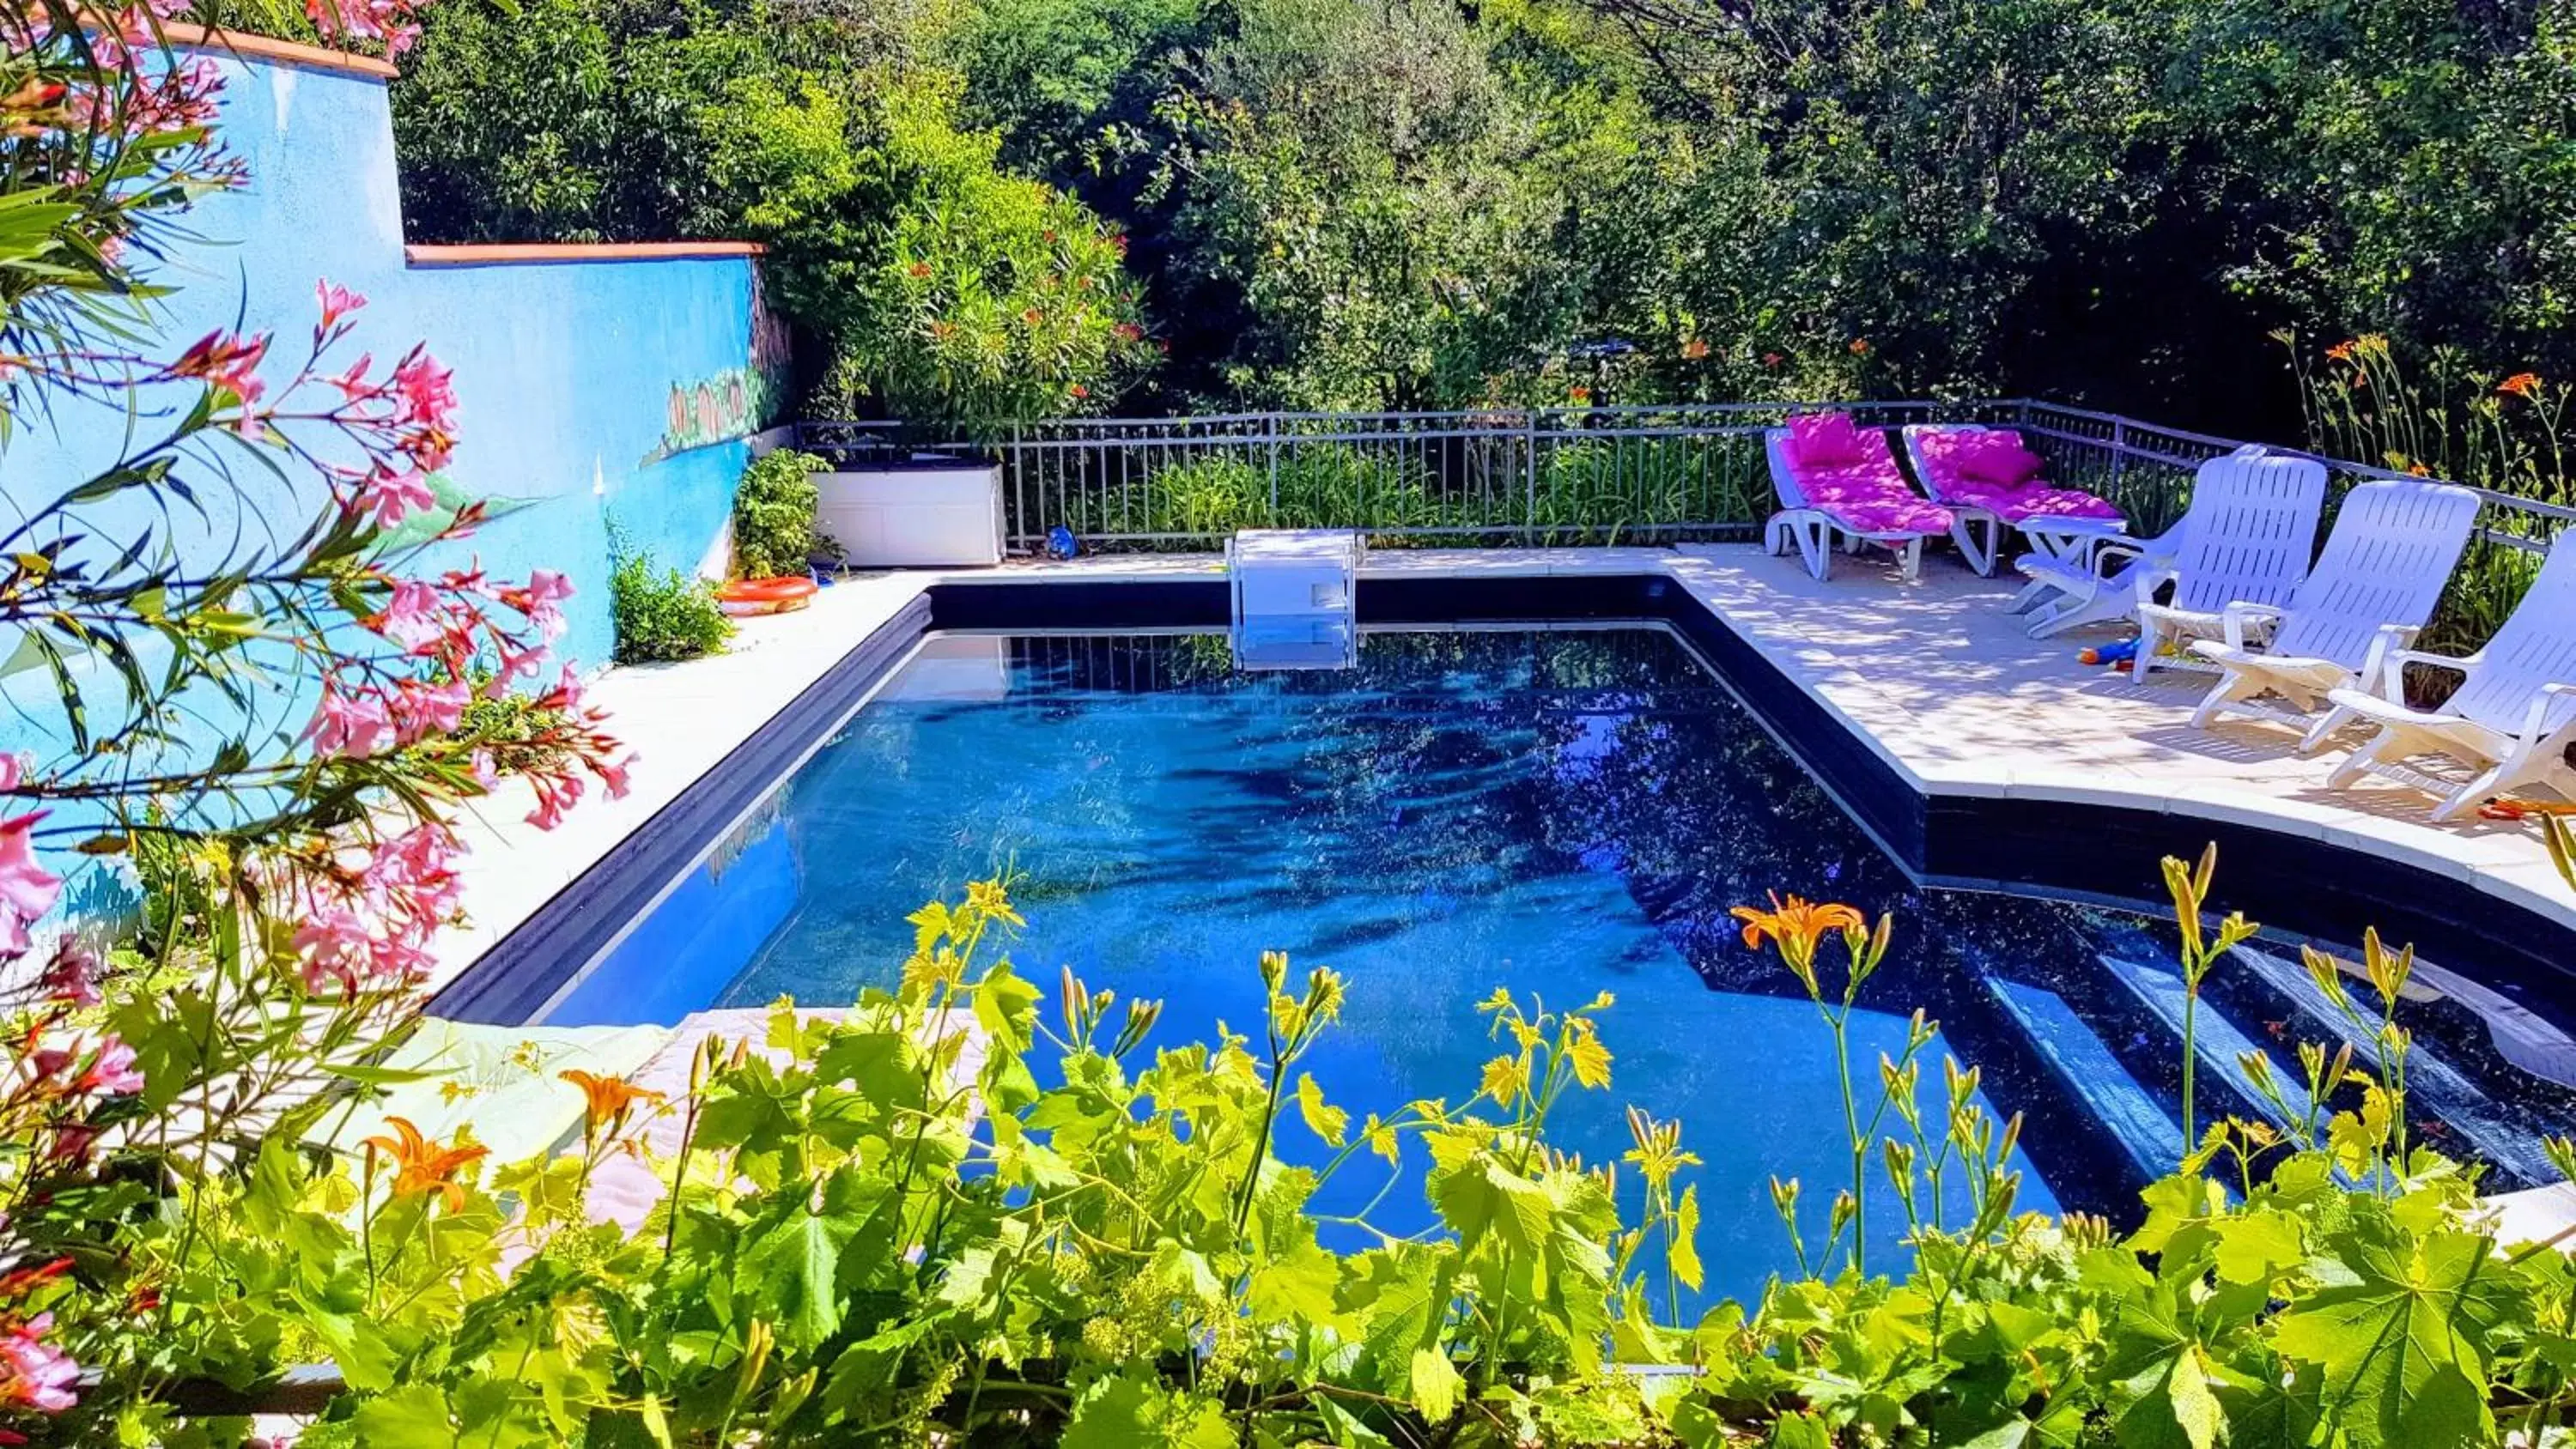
2078, 638, 2139, 668
1047, 526, 1082, 561
715, 575, 818, 616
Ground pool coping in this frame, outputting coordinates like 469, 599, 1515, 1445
427, 550, 2576, 1024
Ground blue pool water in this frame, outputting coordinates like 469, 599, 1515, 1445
550, 627, 2576, 1301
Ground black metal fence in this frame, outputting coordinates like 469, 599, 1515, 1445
793, 401, 2574, 558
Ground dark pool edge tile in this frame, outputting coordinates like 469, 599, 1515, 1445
430, 593, 938, 1024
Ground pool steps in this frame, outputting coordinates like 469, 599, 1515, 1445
2231, 947, 2555, 1183
1984, 977, 2181, 1182
2099, 955, 2318, 1130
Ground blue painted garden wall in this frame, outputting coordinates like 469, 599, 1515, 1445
10, 42, 773, 678
0, 41, 777, 918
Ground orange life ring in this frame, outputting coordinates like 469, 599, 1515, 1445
716, 575, 818, 615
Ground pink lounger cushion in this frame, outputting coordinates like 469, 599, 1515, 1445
1914, 428, 2122, 525
1780, 415, 1956, 535
1798, 467, 1956, 534
1784, 410, 1871, 470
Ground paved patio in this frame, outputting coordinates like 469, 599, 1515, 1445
1661, 545, 2575, 937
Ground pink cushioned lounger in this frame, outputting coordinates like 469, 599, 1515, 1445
1762, 414, 1955, 582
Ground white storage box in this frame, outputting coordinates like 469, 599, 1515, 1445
813, 460, 1003, 568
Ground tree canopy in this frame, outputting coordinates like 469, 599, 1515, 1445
379, 0, 2576, 435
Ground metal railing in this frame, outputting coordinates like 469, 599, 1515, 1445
794, 401, 2576, 558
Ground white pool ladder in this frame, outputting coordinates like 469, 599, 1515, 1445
1226, 529, 1360, 670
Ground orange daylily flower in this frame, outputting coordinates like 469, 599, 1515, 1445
1730, 893, 1865, 955
561, 1070, 665, 1134
1680, 337, 1711, 361
2500, 372, 2543, 398
2325, 340, 2356, 363
1848, 338, 1870, 356
363, 1117, 488, 1212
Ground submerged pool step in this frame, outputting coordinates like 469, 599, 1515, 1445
2099, 955, 2316, 1127
2410, 957, 2576, 1094
2233, 947, 2555, 1185
1985, 977, 2183, 1182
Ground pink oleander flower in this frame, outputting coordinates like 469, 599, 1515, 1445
315, 279, 366, 334
491, 643, 550, 692
354, 466, 437, 530
307, 0, 426, 55
325, 352, 376, 401
388, 676, 470, 743
30, 1035, 143, 1095
368, 578, 446, 651
367, 934, 435, 982
39, 942, 98, 1009
44, 1124, 97, 1167
0, 1315, 77, 1416
468, 749, 498, 790
589, 752, 635, 801
502, 570, 574, 642
526, 772, 583, 831
538, 663, 585, 714
0, 813, 60, 961
290, 907, 372, 992
168, 330, 268, 407
81, 1037, 142, 1095
303, 682, 393, 759
362, 824, 462, 927
392, 348, 458, 429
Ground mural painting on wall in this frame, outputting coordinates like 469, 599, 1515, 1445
641, 267, 795, 467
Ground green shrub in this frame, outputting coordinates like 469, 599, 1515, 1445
734, 448, 828, 579
611, 553, 733, 664
134, 852, 2576, 1447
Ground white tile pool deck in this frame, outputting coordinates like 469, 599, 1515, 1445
423, 543, 2576, 994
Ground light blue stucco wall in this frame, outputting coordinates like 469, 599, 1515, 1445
5, 46, 764, 681
0, 46, 769, 912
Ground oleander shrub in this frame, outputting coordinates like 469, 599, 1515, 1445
611, 553, 734, 664
0, 6, 636, 1437
734, 448, 829, 579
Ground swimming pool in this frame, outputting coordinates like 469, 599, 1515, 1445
513, 622, 2576, 1298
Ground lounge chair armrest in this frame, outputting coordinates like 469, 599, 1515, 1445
2083, 537, 2147, 579
2374, 646, 2477, 702
2220, 601, 2284, 649
2518, 681, 2576, 740
2355, 622, 2421, 694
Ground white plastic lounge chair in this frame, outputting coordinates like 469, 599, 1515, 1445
1899, 424, 2128, 577
2013, 447, 2325, 640
1762, 417, 1955, 583
2309, 537, 2576, 820
2182, 479, 2482, 743
2125, 452, 2331, 678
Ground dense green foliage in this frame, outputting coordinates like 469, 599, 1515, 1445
103, 846, 2576, 1448
364, 0, 2576, 446
733, 448, 829, 578
389, 0, 1151, 423
611, 552, 735, 663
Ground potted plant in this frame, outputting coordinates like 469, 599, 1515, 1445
718, 448, 830, 614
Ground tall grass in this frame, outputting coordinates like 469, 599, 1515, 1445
2281, 332, 2568, 661
1048, 434, 1770, 549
